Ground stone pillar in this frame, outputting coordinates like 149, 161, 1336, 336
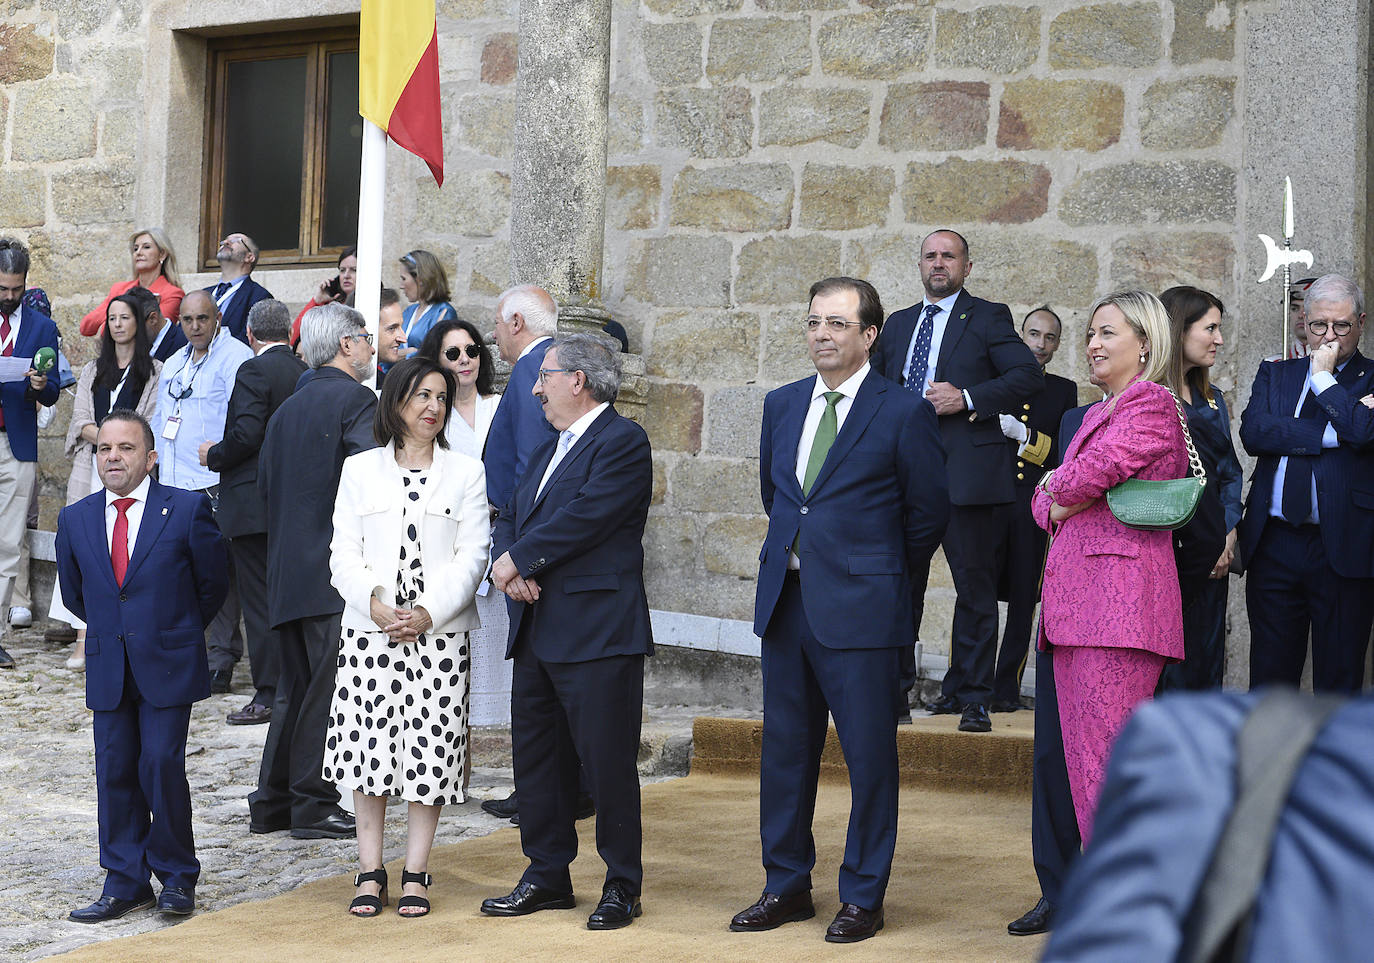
508, 0, 645, 419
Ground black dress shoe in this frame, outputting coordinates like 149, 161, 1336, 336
290, 809, 356, 839
249, 814, 291, 834
958, 703, 992, 733
825, 902, 884, 943
1007, 896, 1054, 935
480, 881, 576, 916
990, 698, 1024, 713
576, 792, 595, 820
924, 694, 960, 714
156, 886, 195, 916
0, 643, 13, 669
227, 702, 271, 725
209, 668, 233, 694
729, 890, 815, 932
481, 790, 518, 819
68, 893, 155, 923
586, 882, 641, 930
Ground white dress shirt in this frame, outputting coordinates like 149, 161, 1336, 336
518, 334, 554, 363
536, 401, 608, 498
1269, 363, 1345, 523
104, 474, 151, 556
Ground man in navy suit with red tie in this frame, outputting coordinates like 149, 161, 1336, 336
56, 411, 229, 922
1238, 273, 1374, 693
731, 277, 947, 943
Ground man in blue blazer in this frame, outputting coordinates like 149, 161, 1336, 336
731, 277, 948, 944
56, 410, 229, 922
481, 333, 654, 931
479, 284, 560, 822
1238, 273, 1374, 693
0, 237, 60, 669
205, 232, 273, 345
484, 284, 559, 513
869, 231, 1041, 732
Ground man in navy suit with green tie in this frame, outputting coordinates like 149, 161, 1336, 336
731, 277, 947, 944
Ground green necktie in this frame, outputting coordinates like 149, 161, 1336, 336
802, 391, 844, 496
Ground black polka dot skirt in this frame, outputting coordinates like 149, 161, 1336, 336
323, 468, 470, 805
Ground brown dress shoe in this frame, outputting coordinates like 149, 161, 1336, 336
825, 903, 884, 943
729, 890, 815, 932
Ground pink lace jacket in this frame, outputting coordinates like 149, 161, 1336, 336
1032, 379, 1187, 659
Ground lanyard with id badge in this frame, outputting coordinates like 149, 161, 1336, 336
163, 350, 207, 441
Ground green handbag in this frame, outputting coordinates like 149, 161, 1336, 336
1105, 391, 1207, 531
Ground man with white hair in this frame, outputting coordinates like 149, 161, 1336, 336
247, 303, 377, 840
1238, 273, 1374, 693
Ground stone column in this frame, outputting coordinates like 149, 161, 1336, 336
508, 0, 645, 418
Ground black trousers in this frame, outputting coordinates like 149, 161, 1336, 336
992, 486, 1046, 704
510, 631, 644, 896
1246, 519, 1374, 693
942, 502, 1013, 706
230, 534, 281, 707
1030, 648, 1080, 906
248, 612, 342, 827
1159, 576, 1228, 692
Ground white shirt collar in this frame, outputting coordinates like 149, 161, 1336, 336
563, 401, 609, 443
812, 361, 870, 402
517, 334, 554, 362
105, 473, 151, 508
255, 340, 287, 357
922, 290, 961, 314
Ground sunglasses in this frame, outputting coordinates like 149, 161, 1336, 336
445, 344, 482, 361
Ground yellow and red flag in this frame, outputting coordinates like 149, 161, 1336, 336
359, 0, 444, 186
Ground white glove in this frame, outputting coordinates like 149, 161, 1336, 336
999, 413, 1027, 444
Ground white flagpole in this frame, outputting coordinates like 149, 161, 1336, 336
355, 119, 387, 388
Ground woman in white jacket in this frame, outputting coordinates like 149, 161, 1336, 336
326, 357, 490, 919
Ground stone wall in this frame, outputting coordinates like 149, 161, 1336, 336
2, 0, 1370, 674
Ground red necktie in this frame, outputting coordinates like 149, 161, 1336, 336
0, 313, 11, 431
111, 497, 135, 585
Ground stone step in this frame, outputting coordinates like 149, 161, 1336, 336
690, 712, 1034, 795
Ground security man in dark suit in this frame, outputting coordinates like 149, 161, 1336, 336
247, 302, 376, 841
480, 332, 654, 931
201, 299, 307, 727
870, 230, 1042, 733
1238, 273, 1374, 693
730, 277, 947, 944
991, 307, 1080, 711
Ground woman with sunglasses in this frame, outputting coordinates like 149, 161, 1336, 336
417, 319, 509, 738
398, 250, 457, 360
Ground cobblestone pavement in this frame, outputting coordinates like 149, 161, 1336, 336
0, 627, 713, 961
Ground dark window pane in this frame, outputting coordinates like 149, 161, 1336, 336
222, 57, 306, 252
322, 51, 362, 249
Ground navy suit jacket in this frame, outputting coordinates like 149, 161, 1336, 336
754, 369, 948, 649
870, 289, 1042, 505
208, 277, 273, 344
1237, 352, 1374, 579
205, 344, 307, 539
493, 405, 654, 664
54, 480, 229, 711
1, 305, 60, 461
1045, 691, 1374, 963
484, 338, 557, 510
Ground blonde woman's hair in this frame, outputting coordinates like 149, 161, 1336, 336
129, 227, 180, 288
1088, 290, 1174, 387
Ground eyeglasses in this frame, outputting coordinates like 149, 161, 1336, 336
445, 344, 482, 361
1306, 320, 1355, 336
345, 331, 375, 345
804, 316, 863, 332
537, 368, 569, 384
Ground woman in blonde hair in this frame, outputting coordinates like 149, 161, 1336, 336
1031, 290, 1188, 842
80, 228, 184, 336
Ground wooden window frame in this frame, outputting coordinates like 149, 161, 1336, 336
199, 28, 360, 271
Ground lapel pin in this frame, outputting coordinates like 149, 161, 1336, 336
162, 508, 169, 515
959, 313, 967, 320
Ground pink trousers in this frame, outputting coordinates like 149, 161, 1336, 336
1054, 645, 1166, 844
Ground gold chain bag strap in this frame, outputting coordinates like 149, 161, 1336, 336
1105, 391, 1207, 530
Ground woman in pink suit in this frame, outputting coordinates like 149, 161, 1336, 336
1032, 290, 1187, 843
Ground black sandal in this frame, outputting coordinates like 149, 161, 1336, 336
397, 868, 432, 918
349, 868, 388, 918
